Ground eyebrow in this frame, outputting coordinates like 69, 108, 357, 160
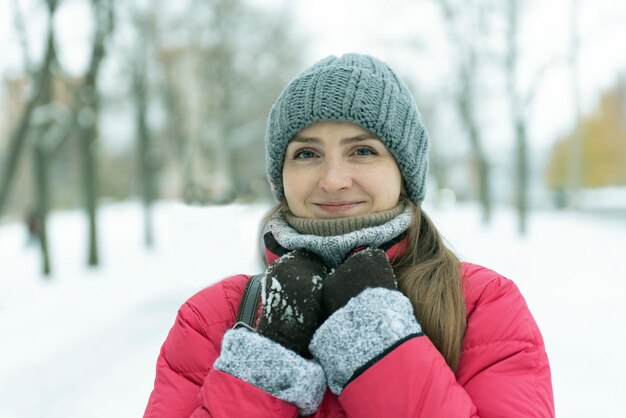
290, 134, 378, 145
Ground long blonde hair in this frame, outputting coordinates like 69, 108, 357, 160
392, 199, 466, 371
262, 199, 466, 371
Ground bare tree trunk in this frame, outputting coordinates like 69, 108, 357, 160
135, 76, 155, 248
75, 0, 112, 266
458, 73, 492, 223
132, 21, 157, 247
436, 0, 493, 224
504, 0, 530, 235
2, 0, 58, 276
161, 70, 187, 163
31, 4, 59, 276
567, 0, 583, 209
77, 102, 99, 266
514, 118, 529, 234
0, 1, 57, 218
33, 140, 52, 276
422, 105, 448, 208
0, 93, 39, 218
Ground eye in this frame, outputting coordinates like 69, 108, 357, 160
293, 149, 317, 159
353, 147, 377, 157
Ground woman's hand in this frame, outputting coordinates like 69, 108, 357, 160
310, 248, 421, 395
322, 247, 396, 317
256, 249, 328, 357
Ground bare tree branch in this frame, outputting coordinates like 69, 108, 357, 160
12, 0, 31, 72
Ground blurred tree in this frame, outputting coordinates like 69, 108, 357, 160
0, 0, 64, 276
500, 0, 565, 234
546, 78, 626, 190
0, 0, 301, 273
0, 0, 58, 220
567, 0, 584, 209
502, 0, 530, 235
434, 0, 493, 225
153, 0, 302, 204
74, 0, 114, 266
433, 0, 569, 234
129, 7, 159, 248
30, 0, 60, 276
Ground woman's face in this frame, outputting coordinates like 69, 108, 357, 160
283, 121, 403, 219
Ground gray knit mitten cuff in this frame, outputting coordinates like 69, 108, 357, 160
309, 288, 422, 394
214, 327, 326, 415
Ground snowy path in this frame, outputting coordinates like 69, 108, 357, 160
0, 289, 190, 417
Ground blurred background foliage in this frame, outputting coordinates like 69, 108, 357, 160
0, 0, 625, 275
546, 79, 626, 189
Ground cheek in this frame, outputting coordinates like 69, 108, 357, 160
282, 170, 297, 200
282, 167, 311, 207
368, 165, 402, 202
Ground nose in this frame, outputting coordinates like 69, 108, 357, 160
318, 159, 352, 192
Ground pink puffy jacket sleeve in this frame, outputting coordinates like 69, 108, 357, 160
143, 275, 300, 418
338, 265, 554, 418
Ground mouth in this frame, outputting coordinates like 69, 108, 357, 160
314, 202, 364, 213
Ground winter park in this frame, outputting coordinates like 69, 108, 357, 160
1, 0, 626, 417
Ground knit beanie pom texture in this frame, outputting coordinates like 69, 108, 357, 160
265, 53, 429, 204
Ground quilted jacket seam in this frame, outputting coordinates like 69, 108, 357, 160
160, 351, 207, 380
185, 301, 232, 335
171, 303, 222, 374
462, 338, 541, 353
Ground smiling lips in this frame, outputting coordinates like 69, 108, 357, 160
315, 202, 364, 213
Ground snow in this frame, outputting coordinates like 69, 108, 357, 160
0, 200, 625, 417
0, 201, 266, 417
311, 274, 323, 291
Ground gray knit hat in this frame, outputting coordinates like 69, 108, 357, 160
265, 53, 429, 204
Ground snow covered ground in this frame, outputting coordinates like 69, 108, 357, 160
0, 200, 624, 417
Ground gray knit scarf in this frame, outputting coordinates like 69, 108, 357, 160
268, 202, 412, 268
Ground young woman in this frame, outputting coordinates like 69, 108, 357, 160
143, 53, 555, 417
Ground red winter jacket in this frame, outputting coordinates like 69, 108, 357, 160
144, 240, 554, 417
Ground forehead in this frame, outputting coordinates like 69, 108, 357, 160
291, 121, 381, 146
298, 120, 370, 136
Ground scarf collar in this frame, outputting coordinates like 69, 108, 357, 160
265, 204, 412, 268
282, 201, 406, 236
